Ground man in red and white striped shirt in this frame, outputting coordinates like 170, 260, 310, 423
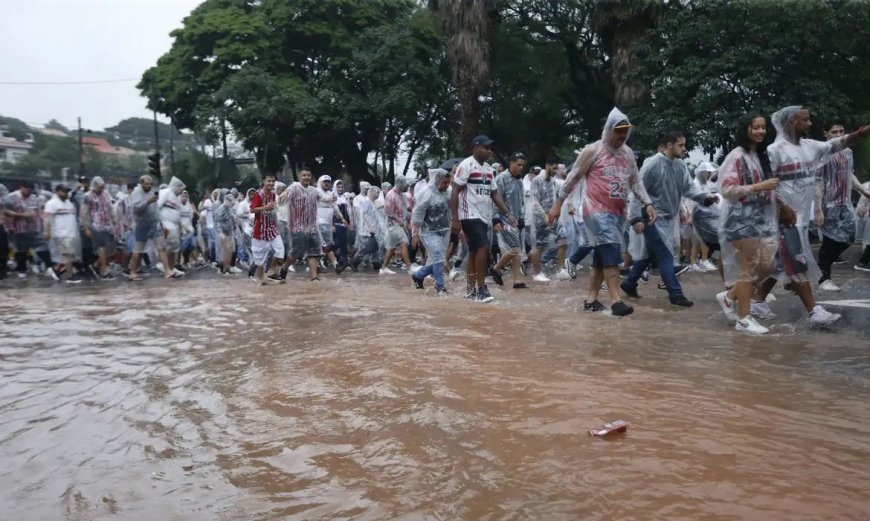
250, 174, 285, 285
279, 168, 325, 281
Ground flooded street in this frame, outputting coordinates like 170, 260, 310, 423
1, 268, 869, 520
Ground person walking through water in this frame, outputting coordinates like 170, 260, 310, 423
814, 120, 870, 292
548, 108, 655, 317
450, 135, 516, 304
750, 106, 870, 328
619, 130, 717, 307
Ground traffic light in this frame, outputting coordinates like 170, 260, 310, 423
147, 152, 161, 178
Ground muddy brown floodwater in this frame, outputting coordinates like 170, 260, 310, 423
1, 273, 869, 520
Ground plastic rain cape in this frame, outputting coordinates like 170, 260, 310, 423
558, 107, 649, 249
715, 146, 778, 287
818, 148, 857, 243
858, 182, 870, 246
691, 163, 721, 245
768, 106, 848, 282
411, 171, 451, 266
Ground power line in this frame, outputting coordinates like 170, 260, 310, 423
0, 78, 139, 86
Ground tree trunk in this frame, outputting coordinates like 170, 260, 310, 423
460, 85, 482, 156
402, 142, 420, 177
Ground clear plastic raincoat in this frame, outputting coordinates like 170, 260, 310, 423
768, 106, 848, 282
690, 162, 721, 245
818, 148, 857, 243
857, 182, 870, 247
559, 107, 651, 249
411, 170, 451, 266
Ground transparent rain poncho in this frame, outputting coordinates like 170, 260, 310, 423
768, 106, 849, 282
818, 148, 857, 243
529, 172, 559, 250
158, 176, 186, 232
559, 107, 651, 248
626, 152, 708, 260
691, 162, 721, 245
411, 170, 451, 266
716, 147, 779, 287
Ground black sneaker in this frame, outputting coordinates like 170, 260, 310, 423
174, 264, 188, 273
619, 268, 631, 277
833, 256, 846, 265
476, 285, 494, 303
465, 288, 477, 300
279, 267, 289, 280
674, 264, 690, 277
268, 273, 284, 284
619, 280, 641, 298
610, 300, 634, 316
488, 266, 504, 286
350, 258, 361, 272
65, 274, 83, 285
335, 260, 348, 275
372, 262, 382, 271
584, 299, 606, 312
412, 273, 424, 290
670, 295, 694, 307
566, 260, 577, 279
513, 282, 528, 289
520, 260, 531, 277
854, 262, 870, 272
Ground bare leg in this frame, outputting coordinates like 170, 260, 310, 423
588, 267, 604, 302
308, 257, 319, 280
530, 248, 542, 274
791, 281, 815, 312
383, 248, 395, 268
556, 244, 567, 269
753, 277, 777, 302
732, 281, 754, 318
398, 244, 412, 268
604, 266, 621, 305
474, 247, 488, 288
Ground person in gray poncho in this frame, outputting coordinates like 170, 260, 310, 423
410, 169, 451, 293
620, 131, 717, 307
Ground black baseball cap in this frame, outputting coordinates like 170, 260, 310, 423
509, 152, 526, 161
471, 135, 495, 147
78, 176, 89, 183
55, 184, 71, 192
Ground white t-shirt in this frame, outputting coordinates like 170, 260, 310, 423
202, 198, 215, 229
236, 199, 253, 235
453, 156, 496, 223
44, 196, 79, 238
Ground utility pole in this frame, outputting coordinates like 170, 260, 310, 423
152, 109, 161, 179
169, 119, 175, 176
78, 117, 85, 176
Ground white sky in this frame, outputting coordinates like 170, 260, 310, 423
0, 0, 202, 132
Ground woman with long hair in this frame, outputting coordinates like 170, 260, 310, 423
715, 113, 780, 334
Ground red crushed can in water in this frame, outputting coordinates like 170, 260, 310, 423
588, 420, 628, 437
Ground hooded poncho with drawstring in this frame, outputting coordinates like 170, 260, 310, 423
411, 170, 451, 267
767, 105, 849, 282
690, 162, 721, 246
558, 107, 651, 248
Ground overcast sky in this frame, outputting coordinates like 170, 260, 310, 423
0, 0, 202, 132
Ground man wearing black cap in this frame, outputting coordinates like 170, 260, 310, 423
450, 135, 516, 303
44, 184, 82, 283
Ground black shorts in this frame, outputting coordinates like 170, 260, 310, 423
704, 241, 721, 253
460, 219, 490, 251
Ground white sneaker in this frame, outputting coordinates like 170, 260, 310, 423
46, 267, 60, 281
449, 268, 461, 281
171, 269, 186, 278
700, 259, 717, 272
287, 265, 296, 273
379, 267, 396, 275
553, 268, 571, 281
809, 305, 841, 328
735, 315, 769, 335
716, 291, 738, 321
533, 273, 551, 282
690, 263, 705, 272
409, 264, 421, 275
155, 262, 165, 273
750, 300, 777, 320
818, 279, 840, 292
229, 266, 243, 274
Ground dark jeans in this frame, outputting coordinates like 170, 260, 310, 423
0, 226, 7, 278
817, 236, 851, 283
569, 244, 594, 265
859, 245, 870, 264
623, 223, 684, 300
334, 225, 348, 262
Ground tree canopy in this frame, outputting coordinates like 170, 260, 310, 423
139, 0, 870, 183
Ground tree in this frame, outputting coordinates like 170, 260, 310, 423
44, 119, 69, 133
9, 134, 79, 178
631, 0, 870, 157
431, 0, 495, 154
0, 115, 32, 142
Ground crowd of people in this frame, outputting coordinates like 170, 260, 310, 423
2, 105, 869, 335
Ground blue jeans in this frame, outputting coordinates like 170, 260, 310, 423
623, 223, 683, 300
569, 244, 593, 265
207, 228, 217, 260
414, 263, 445, 289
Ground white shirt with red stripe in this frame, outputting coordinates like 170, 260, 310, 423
453, 156, 496, 223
